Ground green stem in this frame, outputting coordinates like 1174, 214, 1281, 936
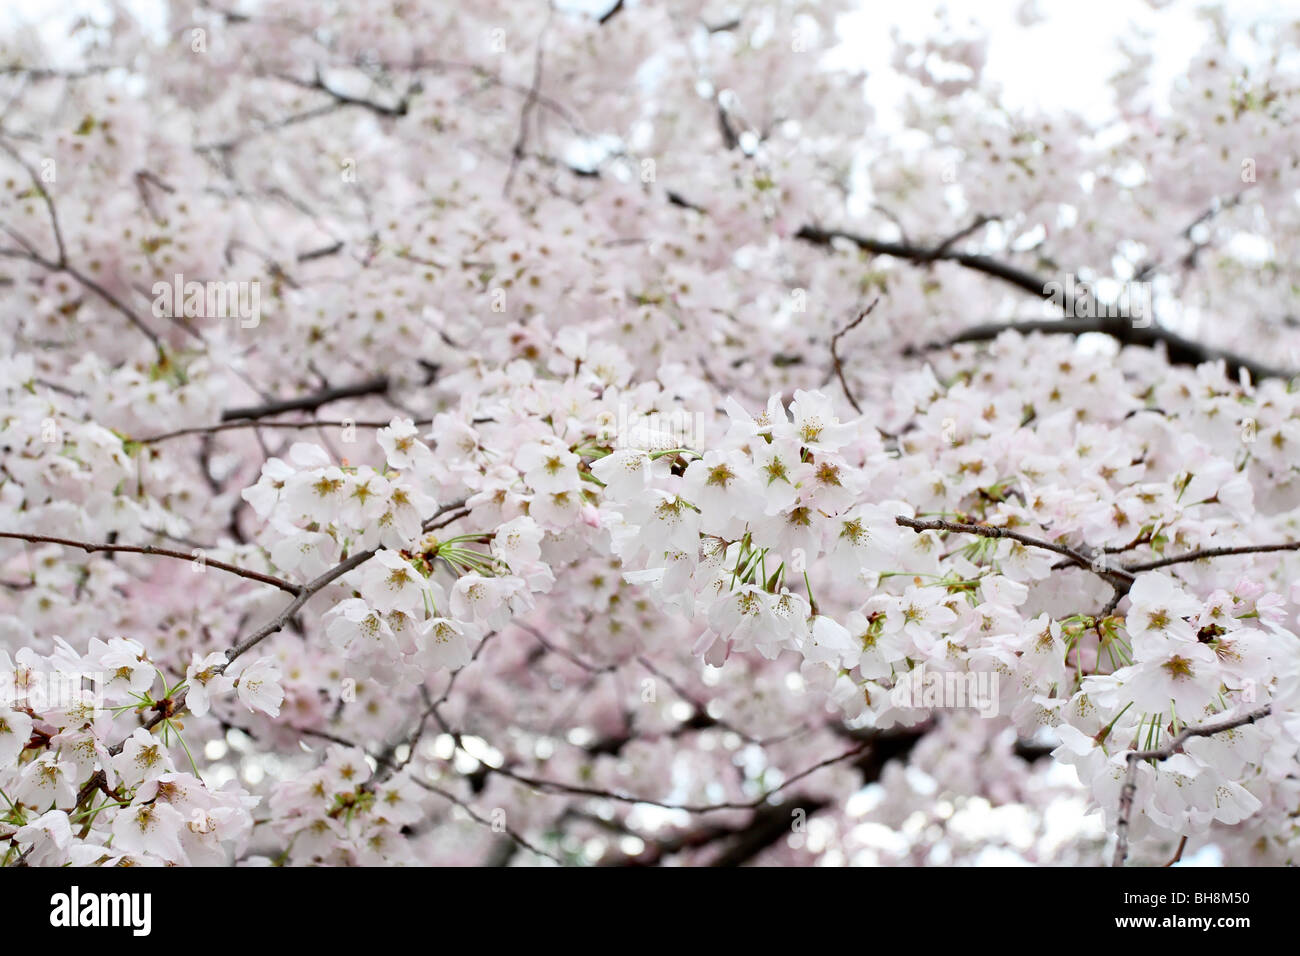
165, 718, 202, 779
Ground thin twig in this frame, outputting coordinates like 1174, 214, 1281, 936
0, 531, 299, 594
1112, 705, 1271, 867
829, 297, 880, 415
137, 417, 431, 444
473, 740, 869, 814
224, 546, 377, 661
1125, 542, 1300, 573
597, 0, 625, 25
412, 779, 563, 864
894, 515, 1134, 586
926, 214, 997, 260
504, 10, 552, 196
1162, 835, 1188, 867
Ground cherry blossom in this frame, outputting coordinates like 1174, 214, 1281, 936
0, 0, 1298, 872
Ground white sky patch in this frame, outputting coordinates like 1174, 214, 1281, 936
829, 0, 1286, 124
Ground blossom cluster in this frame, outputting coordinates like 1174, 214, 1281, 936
0, 639, 260, 865
3, 0, 1300, 868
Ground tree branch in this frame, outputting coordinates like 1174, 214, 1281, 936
797, 225, 1294, 382
894, 515, 1134, 589
503, 13, 553, 196
1124, 541, 1300, 573
795, 224, 1084, 310
273, 70, 413, 118
221, 376, 391, 421
470, 739, 871, 814
937, 317, 1292, 383
597, 0, 625, 25
829, 297, 880, 415
224, 545, 378, 661
604, 727, 928, 866
1112, 705, 1271, 867
0, 531, 299, 594
413, 779, 563, 864
137, 416, 431, 444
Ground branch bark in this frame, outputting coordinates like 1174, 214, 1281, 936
1125, 541, 1300, 573
938, 317, 1291, 383
0, 531, 299, 595
221, 376, 390, 421
895, 515, 1134, 588
795, 225, 1294, 382
1112, 705, 1271, 867
829, 297, 880, 415
138, 416, 431, 444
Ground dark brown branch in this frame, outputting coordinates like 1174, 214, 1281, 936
939, 317, 1291, 383
0, 64, 114, 80
795, 224, 1293, 382
273, 70, 412, 118
707, 796, 828, 867
635, 656, 804, 747
1162, 834, 1189, 867
927, 214, 997, 260
291, 722, 561, 863
666, 189, 704, 212
795, 224, 1086, 311
395, 58, 586, 135
1136, 188, 1250, 280
380, 630, 499, 782
499, 120, 1286, 384
0, 531, 299, 595
117, 540, 384, 749
895, 515, 1134, 587
1, 139, 171, 350
1113, 705, 1271, 867
1125, 541, 1300, 573
0, 139, 66, 266
716, 101, 740, 151
597, 0, 625, 24
221, 376, 390, 421
605, 727, 928, 866
137, 416, 431, 444
297, 240, 344, 262
422, 500, 470, 533
1012, 740, 1055, 762
518, 621, 618, 673
829, 297, 880, 415
196, 103, 345, 154
413, 779, 563, 864
224, 545, 378, 661
471, 739, 870, 814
